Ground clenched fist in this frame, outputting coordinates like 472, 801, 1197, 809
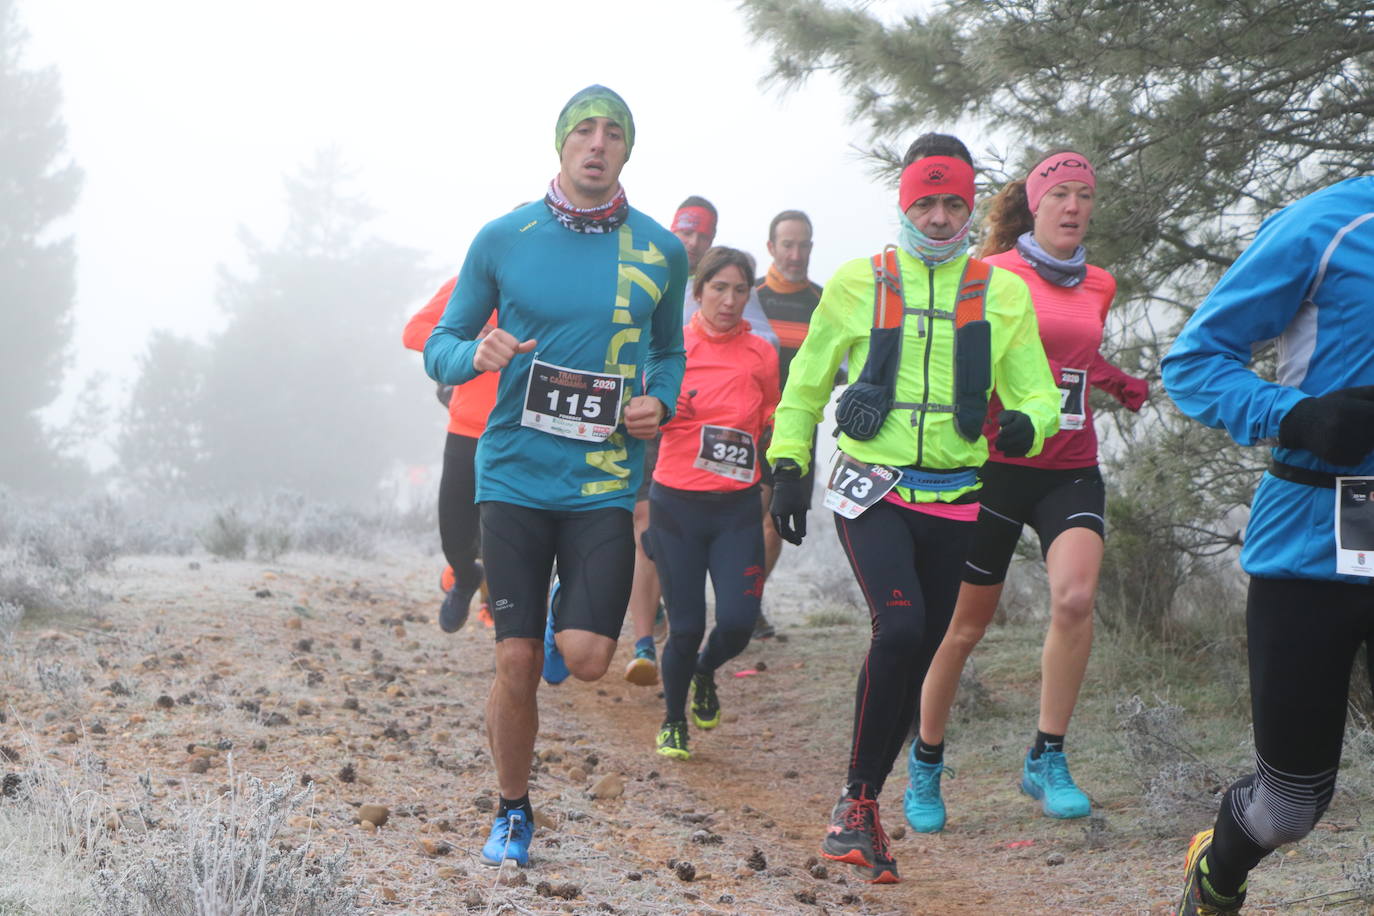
472, 328, 537, 373
624, 395, 666, 440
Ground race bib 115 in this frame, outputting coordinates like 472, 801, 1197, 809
521, 358, 624, 442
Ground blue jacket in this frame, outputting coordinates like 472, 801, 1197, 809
425, 201, 688, 511
1162, 176, 1374, 582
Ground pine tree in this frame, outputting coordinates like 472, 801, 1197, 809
116, 331, 206, 496
740, 0, 1374, 299
0, 0, 83, 491
192, 149, 432, 503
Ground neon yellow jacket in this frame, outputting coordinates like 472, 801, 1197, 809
766, 248, 1060, 502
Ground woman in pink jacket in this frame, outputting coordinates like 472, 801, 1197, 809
907, 151, 1148, 831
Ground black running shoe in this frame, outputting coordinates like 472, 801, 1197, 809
439, 585, 473, 633
752, 610, 776, 640
820, 789, 898, 882
439, 561, 481, 633
691, 672, 720, 729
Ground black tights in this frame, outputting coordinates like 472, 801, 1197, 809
650, 484, 764, 724
834, 502, 973, 795
438, 433, 481, 591
1207, 576, 1374, 896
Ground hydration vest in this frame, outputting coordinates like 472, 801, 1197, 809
834, 246, 992, 442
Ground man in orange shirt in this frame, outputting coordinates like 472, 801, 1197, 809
753, 209, 825, 639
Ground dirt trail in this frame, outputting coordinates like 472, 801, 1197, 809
1, 552, 1186, 914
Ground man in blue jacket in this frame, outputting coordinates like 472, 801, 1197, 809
1162, 177, 1374, 915
425, 84, 687, 870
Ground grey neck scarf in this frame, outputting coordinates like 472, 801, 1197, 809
1015, 231, 1087, 287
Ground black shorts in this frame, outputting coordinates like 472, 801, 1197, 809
962, 462, 1105, 586
479, 501, 634, 641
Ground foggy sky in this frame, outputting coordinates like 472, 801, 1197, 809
24, 0, 909, 458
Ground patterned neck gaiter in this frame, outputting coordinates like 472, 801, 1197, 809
897, 209, 972, 267
544, 176, 629, 234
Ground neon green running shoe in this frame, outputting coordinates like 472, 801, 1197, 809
1176, 828, 1247, 915
691, 672, 720, 729
656, 720, 690, 760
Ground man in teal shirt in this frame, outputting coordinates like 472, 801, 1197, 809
426, 84, 687, 869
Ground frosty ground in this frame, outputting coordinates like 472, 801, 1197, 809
4, 538, 1374, 914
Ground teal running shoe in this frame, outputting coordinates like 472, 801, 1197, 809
903, 744, 952, 833
542, 578, 569, 686
1020, 749, 1090, 819
480, 809, 533, 867
624, 639, 659, 686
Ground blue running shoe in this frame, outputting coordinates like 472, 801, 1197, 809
542, 578, 569, 685
624, 638, 659, 686
480, 809, 533, 867
903, 743, 952, 833
1020, 749, 1090, 819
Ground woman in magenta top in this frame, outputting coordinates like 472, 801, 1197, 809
649, 246, 780, 762
907, 151, 1148, 832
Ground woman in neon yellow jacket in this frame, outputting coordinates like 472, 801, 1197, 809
766, 133, 1059, 886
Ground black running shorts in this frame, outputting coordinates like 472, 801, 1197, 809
962, 462, 1105, 586
479, 501, 634, 641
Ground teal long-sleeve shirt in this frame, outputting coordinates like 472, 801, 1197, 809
425, 200, 687, 511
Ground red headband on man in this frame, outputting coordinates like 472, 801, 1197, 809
1025, 152, 1096, 214
671, 206, 717, 237
899, 156, 975, 213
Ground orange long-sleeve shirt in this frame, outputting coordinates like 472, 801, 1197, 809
654, 314, 780, 492
403, 277, 497, 439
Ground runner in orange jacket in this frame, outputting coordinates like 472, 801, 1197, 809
404, 277, 498, 631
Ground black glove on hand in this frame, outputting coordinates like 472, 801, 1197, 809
769, 459, 809, 546
994, 410, 1035, 458
435, 382, 455, 408
1278, 386, 1374, 466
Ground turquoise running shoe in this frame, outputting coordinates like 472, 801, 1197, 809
624, 639, 659, 686
1020, 749, 1090, 819
903, 744, 952, 833
480, 809, 533, 867
542, 578, 569, 685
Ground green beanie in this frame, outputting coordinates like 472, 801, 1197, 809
555, 85, 635, 160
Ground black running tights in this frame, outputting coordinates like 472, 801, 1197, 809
834, 502, 974, 795
438, 433, 481, 591
650, 484, 764, 725
1207, 576, 1374, 894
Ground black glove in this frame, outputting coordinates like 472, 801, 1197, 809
994, 410, 1035, 458
1278, 386, 1374, 466
435, 382, 455, 408
769, 459, 808, 546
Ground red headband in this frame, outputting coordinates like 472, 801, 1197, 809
671, 206, 716, 237
1025, 152, 1096, 214
899, 156, 975, 213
